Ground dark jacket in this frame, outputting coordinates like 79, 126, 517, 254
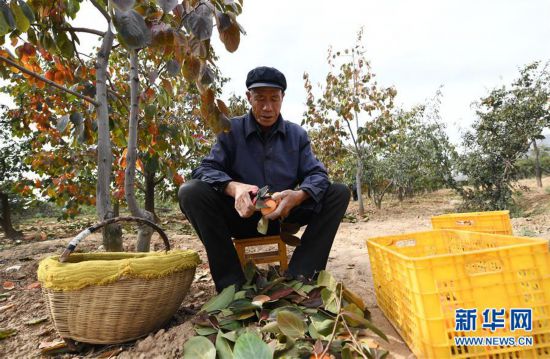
192, 111, 330, 206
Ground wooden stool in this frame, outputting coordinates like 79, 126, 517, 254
233, 235, 288, 271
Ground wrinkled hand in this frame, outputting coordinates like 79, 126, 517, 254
264, 189, 309, 221
225, 181, 259, 218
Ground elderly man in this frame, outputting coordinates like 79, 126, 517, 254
178, 66, 349, 292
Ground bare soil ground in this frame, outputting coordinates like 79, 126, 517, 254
1, 178, 550, 358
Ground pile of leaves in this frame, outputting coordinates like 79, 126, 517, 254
183, 264, 388, 359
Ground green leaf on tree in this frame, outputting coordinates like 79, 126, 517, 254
156, 0, 177, 14
0, 10, 10, 36
69, 112, 83, 126
112, 0, 135, 12
56, 115, 70, 133
55, 31, 75, 58
166, 59, 180, 77
66, 0, 80, 19
0, 4, 14, 36
182, 336, 216, 359
199, 63, 215, 85
184, 4, 213, 41
0, 4, 15, 30
144, 105, 156, 120
113, 9, 152, 50
10, 1, 29, 33
18, 0, 34, 23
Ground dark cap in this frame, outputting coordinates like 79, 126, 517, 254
246, 66, 287, 91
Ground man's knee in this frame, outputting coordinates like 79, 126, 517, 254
178, 179, 211, 211
328, 183, 351, 204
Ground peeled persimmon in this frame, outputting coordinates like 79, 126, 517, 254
261, 198, 278, 216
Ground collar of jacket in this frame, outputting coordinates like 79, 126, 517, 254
244, 110, 287, 138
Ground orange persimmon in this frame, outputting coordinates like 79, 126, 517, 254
261, 197, 278, 216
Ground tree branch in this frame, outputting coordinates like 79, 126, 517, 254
136, 180, 144, 193
154, 175, 166, 186
108, 88, 129, 111
90, 0, 111, 23
59, 26, 105, 37
0, 55, 99, 106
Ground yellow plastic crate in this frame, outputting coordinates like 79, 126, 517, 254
366, 229, 550, 358
431, 211, 513, 235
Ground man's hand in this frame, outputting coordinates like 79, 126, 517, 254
225, 181, 259, 218
264, 189, 309, 221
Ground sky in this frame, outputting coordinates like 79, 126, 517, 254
2, 0, 550, 144
208, 0, 550, 143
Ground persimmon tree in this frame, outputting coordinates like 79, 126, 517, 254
384, 93, 457, 202
303, 29, 396, 215
0, 0, 245, 251
457, 62, 550, 210
2, 55, 101, 218
2, 47, 212, 223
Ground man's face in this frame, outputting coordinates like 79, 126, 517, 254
246, 87, 284, 129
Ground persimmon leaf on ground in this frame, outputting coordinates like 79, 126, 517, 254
0, 328, 17, 340
276, 310, 305, 339
215, 331, 233, 359
183, 336, 216, 359
233, 332, 272, 359
201, 284, 235, 313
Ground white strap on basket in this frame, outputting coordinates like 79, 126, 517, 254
68, 228, 92, 249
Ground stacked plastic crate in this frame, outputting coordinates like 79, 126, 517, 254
366, 211, 550, 358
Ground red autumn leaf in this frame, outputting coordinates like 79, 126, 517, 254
27, 282, 41, 290
269, 287, 294, 301
173, 173, 184, 186
3, 281, 15, 290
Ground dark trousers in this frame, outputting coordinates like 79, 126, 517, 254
178, 180, 350, 292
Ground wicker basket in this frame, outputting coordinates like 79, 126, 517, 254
37, 216, 200, 344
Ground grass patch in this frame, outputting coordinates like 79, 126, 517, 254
517, 227, 537, 237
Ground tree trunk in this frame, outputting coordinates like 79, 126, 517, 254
356, 157, 364, 216
96, 27, 123, 251
373, 195, 382, 209
126, 50, 154, 252
533, 139, 543, 188
113, 199, 120, 217
373, 180, 393, 210
144, 170, 156, 216
0, 192, 23, 239
397, 187, 404, 202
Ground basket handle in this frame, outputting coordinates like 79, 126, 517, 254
59, 216, 170, 263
